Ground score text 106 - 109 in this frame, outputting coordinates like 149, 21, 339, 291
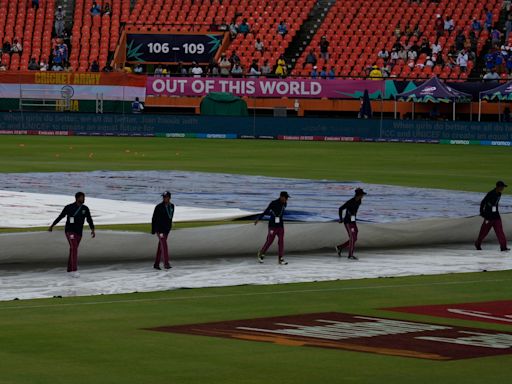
147, 42, 205, 54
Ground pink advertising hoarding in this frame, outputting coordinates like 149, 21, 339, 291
146, 77, 384, 99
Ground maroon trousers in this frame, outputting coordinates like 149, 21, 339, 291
154, 232, 170, 266
65, 232, 82, 272
476, 218, 508, 250
338, 223, 358, 258
260, 227, 285, 258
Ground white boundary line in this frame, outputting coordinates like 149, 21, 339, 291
1, 277, 510, 311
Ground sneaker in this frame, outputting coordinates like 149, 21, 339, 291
501, 248, 511, 252
153, 264, 161, 270
257, 251, 265, 264
475, 242, 482, 250
335, 245, 342, 257
348, 255, 358, 261
164, 264, 172, 269
278, 258, 288, 265
70, 271, 80, 278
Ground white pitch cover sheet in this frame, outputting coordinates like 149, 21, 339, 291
0, 171, 510, 301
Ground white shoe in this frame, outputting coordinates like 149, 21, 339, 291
278, 258, 288, 265
257, 251, 265, 263
70, 271, 80, 278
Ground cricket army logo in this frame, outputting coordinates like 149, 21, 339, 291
147, 312, 512, 360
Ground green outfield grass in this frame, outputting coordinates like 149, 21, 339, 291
1, 136, 510, 191
1, 271, 511, 384
2, 135, 512, 383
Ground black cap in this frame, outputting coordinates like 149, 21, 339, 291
496, 181, 508, 188
162, 191, 171, 198
355, 188, 367, 196
280, 191, 290, 199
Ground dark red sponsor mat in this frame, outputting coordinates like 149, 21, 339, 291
146, 312, 512, 360
385, 300, 512, 326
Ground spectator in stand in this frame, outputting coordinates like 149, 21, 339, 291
304, 49, 317, 68
393, 40, 403, 51
103, 3, 111, 16
457, 49, 469, 72
39, 59, 49, 71
217, 20, 228, 31
419, 38, 432, 56
484, 8, 493, 31
505, 15, 512, 42
275, 55, 287, 77
154, 65, 163, 77
407, 48, 418, 61
507, 51, 512, 74
191, 62, 203, 78
425, 56, 435, 67
431, 53, 440, 67
484, 50, 496, 70
218, 53, 231, 76
444, 15, 455, 34
55, 6, 65, 37
11, 39, 22, 54
495, 48, 505, 73
483, 69, 500, 80
431, 39, 442, 55
377, 48, 389, 61
208, 64, 220, 77
320, 36, 329, 61
255, 38, 265, 52
90, 2, 102, 16
238, 19, 250, 37
2, 41, 11, 54
248, 59, 261, 78
435, 14, 444, 37
311, 66, 318, 79
32, 0, 39, 10
175, 62, 184, 76
102, 63, 113, 72
131, 97, 144, 114
134, 63, 143, 74
90, 60, 100, 72
51, 61, 64, 71
320, 66, 327, 79
447, 46, 458, 67
398, 46, 407, 60
229, 51, 240, 65
328, 66, 336, 79
491, 27, 501, 47
471, 18, 482, 33
455, 30, 466, 51
394, 24, 401, 38
261, 59, 271, 77
28, 57, 40, 70
369, 65, 383, 79
390, 48, 399, 64
0, 61, 5, 71
231, 62, 243, 77
277, 21, 288, 37
229, 21, 238, 39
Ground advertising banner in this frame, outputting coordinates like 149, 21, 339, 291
146, 77, 385, 99
126, 33, 224, 63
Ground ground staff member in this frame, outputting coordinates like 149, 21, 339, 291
475, 181, 510, 252
336, 188, 367, 260
49, 192, 95, 275
255, 191, 290, 265
152, 191, 175, 269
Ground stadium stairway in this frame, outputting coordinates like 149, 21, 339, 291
283, 0, 335, 73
